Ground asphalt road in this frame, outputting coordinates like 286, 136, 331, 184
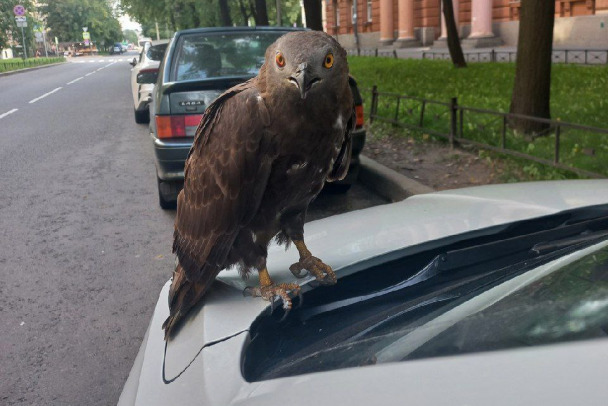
0, 53, 387, 406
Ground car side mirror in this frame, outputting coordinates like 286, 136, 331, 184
137, 69, 158, 84
130, 58, 137, 67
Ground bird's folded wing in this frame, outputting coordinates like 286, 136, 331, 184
173, 82, 273, 282
327, 109, 355, 182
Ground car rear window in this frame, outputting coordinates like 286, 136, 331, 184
170, 31, 286, 82
147, 43, 167, 62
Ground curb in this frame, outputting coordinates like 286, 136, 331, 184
358, 154, 435, 202
0, 62, 66, 77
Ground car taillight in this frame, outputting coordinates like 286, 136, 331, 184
155, 114, 203, 139
355, 104, 364, 128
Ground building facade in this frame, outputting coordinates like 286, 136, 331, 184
324, 0, 608, 48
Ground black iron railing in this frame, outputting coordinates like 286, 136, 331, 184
368, 86, 608, 178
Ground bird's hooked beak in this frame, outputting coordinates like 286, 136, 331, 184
289, 62, 321, 99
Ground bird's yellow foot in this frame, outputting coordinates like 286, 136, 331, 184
243, 282, 301, 310
289, 240, 337, 285
244, 266, 301, 312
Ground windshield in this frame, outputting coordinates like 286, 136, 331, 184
242, 208, 608, 381
170, 32, 284, 82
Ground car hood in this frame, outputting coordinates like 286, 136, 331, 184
119, 180, 608, 406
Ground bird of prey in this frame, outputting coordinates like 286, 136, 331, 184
163, 31, 354, 339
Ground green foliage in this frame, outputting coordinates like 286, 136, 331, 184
0, 0, 37, 56
350, 57, 608, 179
0, 56, 65, 72
119, 0, 304, 33
122, 29, 138, 44
42, 0, 122, 46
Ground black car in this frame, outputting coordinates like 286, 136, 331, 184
139, 27, 366, 209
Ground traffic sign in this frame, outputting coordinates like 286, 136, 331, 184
82, 32, 90, 40
15, 16, 26, 22
84, 39, 90, 46
82, 27, 88, 32
34, 31, 43, 39
13, 4, 25, 16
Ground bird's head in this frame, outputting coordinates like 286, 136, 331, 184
262, 31, 349, 101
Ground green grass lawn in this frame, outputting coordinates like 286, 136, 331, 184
349, 57, 608, 178
0, 57, 65, 73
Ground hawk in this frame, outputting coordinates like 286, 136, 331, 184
163, 31, 354, 339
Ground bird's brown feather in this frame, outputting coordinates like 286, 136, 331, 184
165, 80, 274, 337
164, 31, 354, 339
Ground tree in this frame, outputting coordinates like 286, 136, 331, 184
303, 0, 322, 30
42, 0, 122, 46
122, 29, 138, 44
441, 0, 466, 68
509, 0, 556, 134
0, 0, 36, 56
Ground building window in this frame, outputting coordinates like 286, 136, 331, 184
351, 1, 355, 24
367, 0, 372, 22
336, 6, 340, 26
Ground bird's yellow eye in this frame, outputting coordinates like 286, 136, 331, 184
276, 52, 286, 68
324, 53, 334, 69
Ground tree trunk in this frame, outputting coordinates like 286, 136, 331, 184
303, 0, 323, 30
238, 0, 250, 26
254, 0, 270, 25
219, 0, 233, 26
441, 0, 466, 68
509, 0, 556, 134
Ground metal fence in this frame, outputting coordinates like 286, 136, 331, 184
368, 86, 608, 178
0, 57, 65, 73
348, 48, 608, 65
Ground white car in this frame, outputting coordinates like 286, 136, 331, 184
118, 180, 608, 406
130, 40, 169, 124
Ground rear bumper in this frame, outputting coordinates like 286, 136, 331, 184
152, 127, 365, 184
152, 136, 192, 181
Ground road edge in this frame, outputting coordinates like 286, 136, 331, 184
358, 154, 435, 202
0, 62, 67, 77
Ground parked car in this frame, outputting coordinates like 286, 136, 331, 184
130, 40, 169, 124
118, 180, 608, 406
141, 27, 366, 209
112, 42, 123, 55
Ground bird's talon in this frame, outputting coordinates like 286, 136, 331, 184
278, 308, 291, 323
289, 263, 309, 278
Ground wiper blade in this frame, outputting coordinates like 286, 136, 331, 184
437, 215, 608, 273
531, 230, 608, 254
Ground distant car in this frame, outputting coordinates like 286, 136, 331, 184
112, 43, 123, 55
130, 40, 169, 124
118, 180, 608, 406
142, 27, 366, 209
121, 44, 128, 53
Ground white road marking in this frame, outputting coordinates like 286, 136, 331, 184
109, 58, 115, 62
28, 87, 62, 104
0, 108, 18, 119
67, 76, 84, 85
97, 59, 103, 62
85, 72, 95, 76
89, 60, 96, 63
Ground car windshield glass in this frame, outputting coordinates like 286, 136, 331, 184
171, 32, 284, 81
242, 207, 608, 381
147, 44, 167, 62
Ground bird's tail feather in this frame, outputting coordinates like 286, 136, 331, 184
162, 263, 217, 340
